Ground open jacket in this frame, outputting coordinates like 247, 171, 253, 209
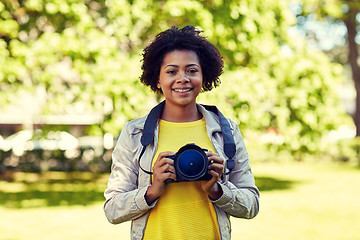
104, 104, 259, 240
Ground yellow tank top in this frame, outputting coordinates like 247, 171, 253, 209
143, 118, 221, 240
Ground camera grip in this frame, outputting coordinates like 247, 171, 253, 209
164, 178, 175, 183
164, 170, 175, 183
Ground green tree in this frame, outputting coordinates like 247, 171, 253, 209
0, 0, 352, 160
293, 0, 360, 136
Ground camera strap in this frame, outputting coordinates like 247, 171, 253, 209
201, 104, 235, 175
138, 101, 166, 175
138, 100, 236, 175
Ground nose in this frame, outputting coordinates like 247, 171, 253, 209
177, 71, 190, 83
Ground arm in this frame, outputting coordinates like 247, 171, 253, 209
103, 122, 153, 224
211, 120, 260, 219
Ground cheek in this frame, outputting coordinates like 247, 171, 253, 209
198, 76, 204, 88
201, 73, 205, 84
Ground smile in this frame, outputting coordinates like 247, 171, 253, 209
173, 88, 192, 93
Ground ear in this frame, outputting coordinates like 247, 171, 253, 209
157, 82, 161, 89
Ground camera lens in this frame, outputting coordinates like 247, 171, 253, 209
176, 149, 207, 180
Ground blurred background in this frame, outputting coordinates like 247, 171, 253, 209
0, 0, 359, 239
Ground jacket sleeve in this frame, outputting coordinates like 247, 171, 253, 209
103, 122, 154, 224
212, 119, 260, 219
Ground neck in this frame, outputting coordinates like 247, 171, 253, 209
160, 102, 202, 122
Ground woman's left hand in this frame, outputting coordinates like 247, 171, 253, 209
201, 151, 224, 200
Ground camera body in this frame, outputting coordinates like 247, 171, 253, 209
166, 143, 212, 183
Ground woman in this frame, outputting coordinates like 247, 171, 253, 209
104, 25, 259, 240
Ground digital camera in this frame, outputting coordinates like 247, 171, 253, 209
165, 143, 212, 183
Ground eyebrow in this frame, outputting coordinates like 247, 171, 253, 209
163, 64, 200, 69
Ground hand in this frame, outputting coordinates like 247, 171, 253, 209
201, 151, 224, 200
145, 151, 176, 205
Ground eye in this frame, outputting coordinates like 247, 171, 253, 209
166, 69, 177, 74
187, 68, 199, 74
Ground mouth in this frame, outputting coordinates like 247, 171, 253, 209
173, 88, 193, 93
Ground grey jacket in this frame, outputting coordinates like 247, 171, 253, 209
104, 104, 259, 240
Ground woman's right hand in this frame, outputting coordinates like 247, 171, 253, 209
145, 151, 176, 205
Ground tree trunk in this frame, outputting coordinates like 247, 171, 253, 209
344, 8, 360, 137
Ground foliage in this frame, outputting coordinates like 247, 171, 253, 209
330, 137, 360, 165
293, 0, 360, 136
0, 0, 353, 159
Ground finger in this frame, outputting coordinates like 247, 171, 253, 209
208, 155, 224, 165
208, 167, 223, 178
167, 165, 176, 174
155, 151, 176, 166
160, 163, 176, 174
207, 168, 221, 181
164, 171, 177, 182
202, 170, 219, 185
205, 151, 215, 157
209, 162, 224, 170
206, 151, 220, 157
157, 151, 176, 161
156, 158, 175, 170
206, 151, 219, 158
153, 165, 176, 183
208, 162, 224, 176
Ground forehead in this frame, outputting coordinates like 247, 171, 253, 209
161, 50, 200, 66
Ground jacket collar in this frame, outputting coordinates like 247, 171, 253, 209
197, 104, 222, 133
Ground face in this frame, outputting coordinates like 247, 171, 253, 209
157, 50, 203, 108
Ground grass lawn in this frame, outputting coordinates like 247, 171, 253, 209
0, 162, 359, 240
233, 162, 360, 240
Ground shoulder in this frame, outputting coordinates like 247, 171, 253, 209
225, 117, 238, 131
197, 103, 236, 131
197, 104, 219, 123
114, 114, 148, 150
124, 114, 148, 134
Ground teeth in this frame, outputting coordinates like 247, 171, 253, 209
174, 89, 191, 93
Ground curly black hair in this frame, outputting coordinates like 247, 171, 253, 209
140, 25, 224, 94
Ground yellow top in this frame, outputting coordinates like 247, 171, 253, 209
143, 118, 221, 240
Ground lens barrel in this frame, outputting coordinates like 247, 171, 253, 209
172, 144, 210, 182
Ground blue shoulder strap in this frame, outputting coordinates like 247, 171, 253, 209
138, 101, 165, 175
201, 104, 236, 174
201, 104, 236, 160
138, 101, 235, 175
140, 100, 165, 147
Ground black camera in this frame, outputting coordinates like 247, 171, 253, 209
165, 143, 212, 183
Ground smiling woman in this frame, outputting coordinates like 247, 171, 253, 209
103, 25, 259, 240
140, 25, 223, 94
